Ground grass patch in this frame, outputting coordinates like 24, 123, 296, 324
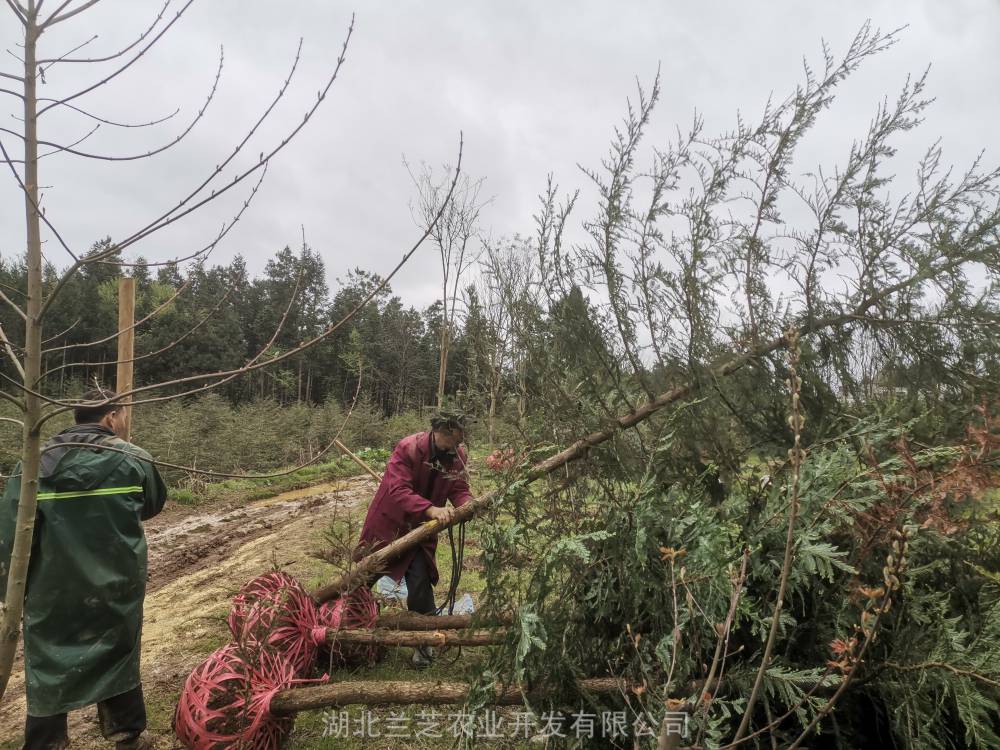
168, 448, 392, 508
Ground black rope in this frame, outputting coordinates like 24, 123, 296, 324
437, 520, 466, 616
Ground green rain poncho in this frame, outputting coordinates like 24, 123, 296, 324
0, 424, 167, 716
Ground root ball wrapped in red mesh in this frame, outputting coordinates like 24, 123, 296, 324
173, 644, 296, 750
227, 571, 319, 675
316, 587, 382, 667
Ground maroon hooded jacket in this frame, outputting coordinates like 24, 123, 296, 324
355, 432, 472, 584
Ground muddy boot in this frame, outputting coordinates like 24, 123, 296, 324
411, 645, 436, 669
23, 713, 70, 750
97, 686, 147, 749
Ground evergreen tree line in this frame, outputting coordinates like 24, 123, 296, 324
0, 241, 483, 416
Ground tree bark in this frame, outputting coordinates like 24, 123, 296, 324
116, 277, 136, 440
269, 677, 627, 715
0, 6, 43, 699
373, 611, 511, 631
436, 317, 449, 409
329, 627, 504, 647
333, 438, 381, 483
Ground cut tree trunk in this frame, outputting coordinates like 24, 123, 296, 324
269, 677, 627, 715
373, 611, 512, 631
329, 627, 505, 647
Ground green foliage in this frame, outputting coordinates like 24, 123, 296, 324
477, 417, 1000, 748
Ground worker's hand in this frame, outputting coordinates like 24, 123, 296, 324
425, 505, 454, 525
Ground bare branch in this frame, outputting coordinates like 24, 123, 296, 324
37, 34, 98, 72
28, 47, 222, 161
96, 162, 268, 267
0, 287, 26, 321
38, 0, 169, 66
4, 0, 26, 25
25, 254, 307, 413
1, 121, 100, 161
37, 0, 195, 115
114, 25, 343, 253
40, 317, 79, 345
0, 323, 25, 380
0, 136, 80, 261
33, 99, 180, 129
37, 163, 266, 318
0, 70, 24, 82
0, 388, 23, 410
36, 121, 99, 160
40, 0, 103, 29
0, 280, 25, 299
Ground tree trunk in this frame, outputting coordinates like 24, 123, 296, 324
328, 627, 504, 647
436, 319, 449, 409
0, 8, 43, 699
488, 378, 498, 448
373, 611, 511, 631
116, 277, 135, 440
516, 356, 526, 427
269, 677, 627, 715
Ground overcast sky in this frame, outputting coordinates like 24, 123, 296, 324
1, 0, 998, 308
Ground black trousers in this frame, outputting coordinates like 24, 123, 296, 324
404, 550, 436, 615
24, 684, 146, 750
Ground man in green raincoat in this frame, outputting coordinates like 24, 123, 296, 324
0, 389, 167, 750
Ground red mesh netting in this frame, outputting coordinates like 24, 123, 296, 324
227, 571, 319, 675
173, 644, 297, 750
176, 572, 384, 749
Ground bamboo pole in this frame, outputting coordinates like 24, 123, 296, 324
329, 627, 504, 647
116, 277, 136, 441
269, 677, 628, 715
373, 611, 512, 631
334, 438, 382, 482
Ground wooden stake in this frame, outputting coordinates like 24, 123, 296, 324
329, 627, 505, 648
334, 438, 382, 482
269, 677, 627, 715
115, 277, 135, 441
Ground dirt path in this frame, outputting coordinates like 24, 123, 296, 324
0, 475, 378, 748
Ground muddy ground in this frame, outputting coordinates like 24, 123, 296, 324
0, 475, 379, 748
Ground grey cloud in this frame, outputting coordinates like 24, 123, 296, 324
1, 1, 997, 307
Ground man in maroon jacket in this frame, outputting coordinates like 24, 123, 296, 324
355, 413, 472, 664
